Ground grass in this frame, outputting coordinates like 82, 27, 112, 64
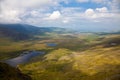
0, 38, 51, 60
19, 34, 120, 80
0, 33, 120, 80
20, 45, 120, 80
20, 48, 119, 80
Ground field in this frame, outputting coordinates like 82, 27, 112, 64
0, 33, 120, 80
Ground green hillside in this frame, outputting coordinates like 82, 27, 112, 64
19, 34, 120, 80
0, 24, 120, 80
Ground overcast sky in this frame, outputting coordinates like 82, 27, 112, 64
0, 0, 120, 31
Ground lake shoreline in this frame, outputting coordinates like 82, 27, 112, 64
4, 51, 45, 67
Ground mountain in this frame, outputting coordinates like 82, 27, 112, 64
0, 24, 69, 41
0, 24, 41, 40
0, 24, 31, 40
0, 62, 31, 80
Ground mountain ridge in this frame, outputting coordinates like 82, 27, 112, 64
0, 24, 69, 41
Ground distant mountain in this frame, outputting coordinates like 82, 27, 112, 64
0, 24, 33, 40
0, 24, 69, 41
96, 31, 120, 35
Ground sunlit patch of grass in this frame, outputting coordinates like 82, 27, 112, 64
44, 48, 72, 60
72, 46, 120, 76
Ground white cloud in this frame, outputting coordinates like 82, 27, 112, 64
0, 9, 21, 23
62, 18, 70, 23
76, 0, 89, 3
91, 0, 104, 3
30, 11, 40, 17
91, 0, 111, 5
96, 7, 108, 13
47, 11, 61, 20
109, 0, 120, 12
76, 0, 110, 4
0, 0, 60, 23
0, 0, 120, 31
91, 0, 120, 13
85, 8, 97, 18
84, 7, 118, 20
63, 20, 69, 23
85, 8, 95, 16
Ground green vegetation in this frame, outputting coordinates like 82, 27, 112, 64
19, 34, 120, 80
0, 31, 120, 80
20, 45, 120, 80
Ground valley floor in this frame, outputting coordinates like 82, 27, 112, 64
0, 33, 120, 80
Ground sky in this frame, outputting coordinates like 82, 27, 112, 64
0, 0, 120, 32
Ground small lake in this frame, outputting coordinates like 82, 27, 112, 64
46, 43, 57, 47
4, 51, 45, 67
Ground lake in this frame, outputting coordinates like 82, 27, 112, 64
4, 51, 45, 67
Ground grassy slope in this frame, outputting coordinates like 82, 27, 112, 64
0, 37, 52, 60
0, 62, 32, 80
19, 34, 120, 80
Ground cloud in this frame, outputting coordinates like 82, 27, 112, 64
109, 0, 120, 12
81, 6, 120, 25
63, 20, 69, 23
91, 0, 120, 12
76, 0, 110, 4
0, 9, 21, 23
76, 0, 89, 3
85, 8, 95, 16
62, 18, 70, 23
0, 0, 120, 31
85, 8, 97, 18
0, 0, 60, 23
96, 7, 108, 13
91, 0, 106, 3
45, 11, 61, 20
